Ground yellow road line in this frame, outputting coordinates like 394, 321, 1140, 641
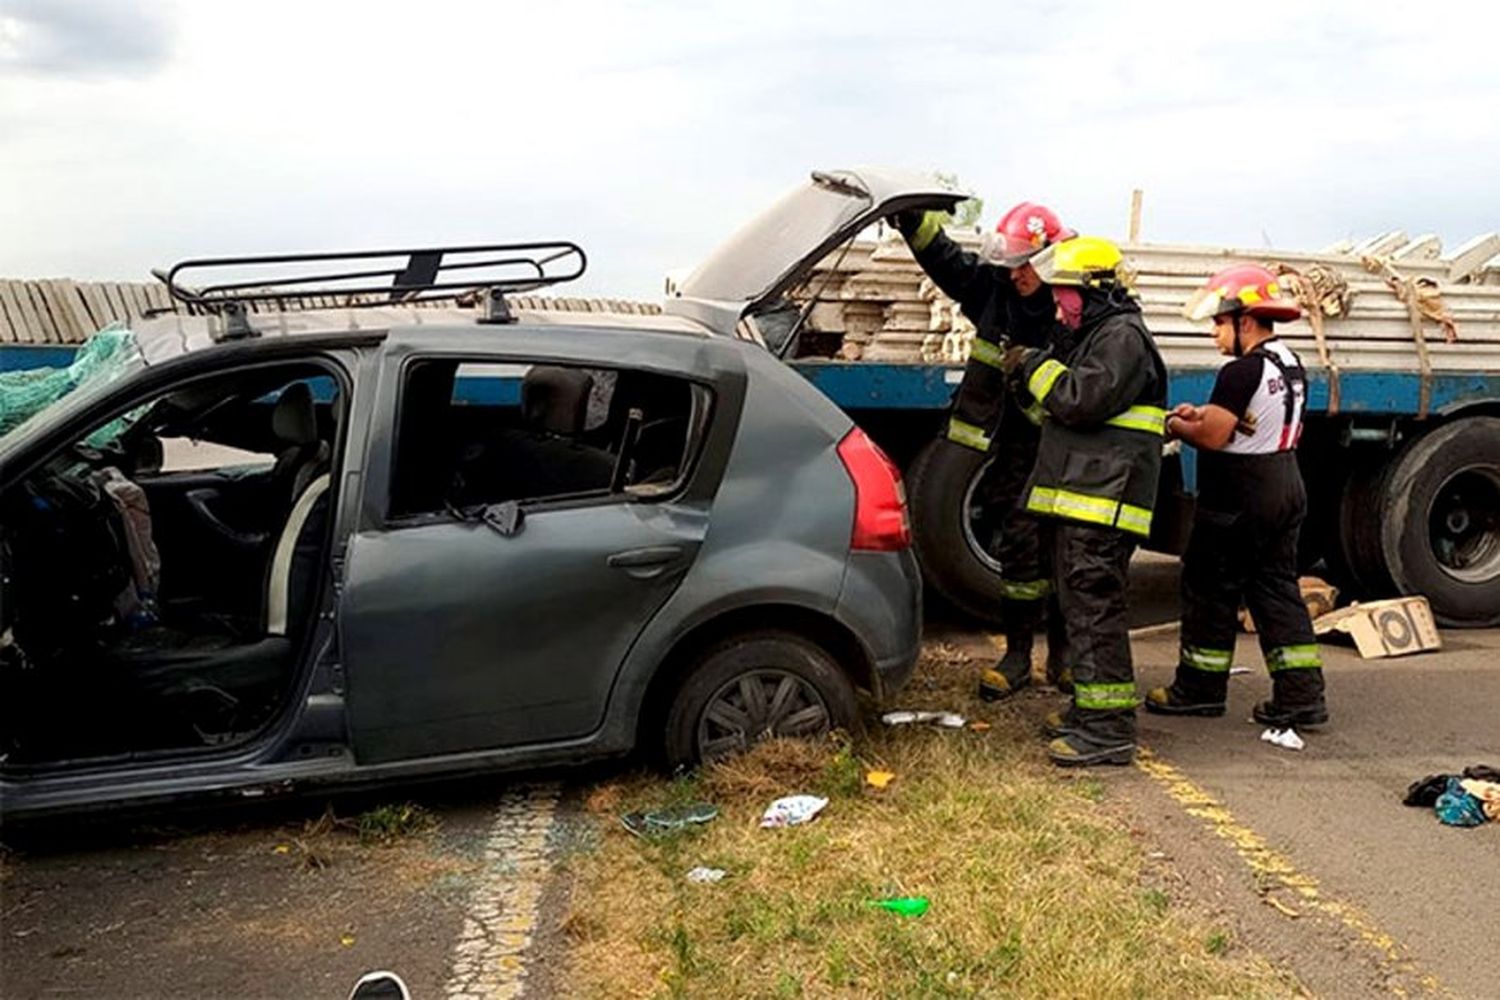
444, 784, 560, 1000
1133, 748, 1442, 996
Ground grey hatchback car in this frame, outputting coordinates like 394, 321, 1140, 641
0, 168, 940, 816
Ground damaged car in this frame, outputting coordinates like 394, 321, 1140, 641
0, 174, 952, 815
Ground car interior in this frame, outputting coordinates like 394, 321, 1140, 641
0, 363, 344, 767
388, 359, 707, 518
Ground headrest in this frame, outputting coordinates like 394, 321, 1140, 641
272, 381, 318, 446
521, 367, 594, 436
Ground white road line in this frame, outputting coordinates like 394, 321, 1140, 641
443, 784, 561, 1000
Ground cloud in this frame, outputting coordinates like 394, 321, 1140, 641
0, 0, 176, 79
0, 0, 1494, 294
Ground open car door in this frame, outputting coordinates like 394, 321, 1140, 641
665, 167, 967, 356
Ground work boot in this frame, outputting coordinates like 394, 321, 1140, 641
1144, 685, 1227, 717
979, 634, 1032, 702
979, 600, 1038, 702
1252, 699, 1329, 727
1041, 706, 1081, 739
1254, 669, 1328, 727
1047, 733, 1136, 767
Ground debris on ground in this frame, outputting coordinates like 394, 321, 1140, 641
685, 867, 728, 884
1259, 728, 1305, 752
1315, 597, 1441, 658
865, 770, 896, 790
866, 896, 930, 917
881, 710, 966, 729
968, 720, 992, 732
1241, 577, 1339, 632
620, 803, 719, 839
1403, 765, 1500, 826
759, 795, 828, 828
1229, 666, 1252, 676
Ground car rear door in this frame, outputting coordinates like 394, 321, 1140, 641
665, 166, 968, 353
338, 331, 745, 765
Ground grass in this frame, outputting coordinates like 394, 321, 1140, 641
558, 644, 1300, 998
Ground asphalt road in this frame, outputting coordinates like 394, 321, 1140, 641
4, 554, 1496, 998
937, 554, 1500, 997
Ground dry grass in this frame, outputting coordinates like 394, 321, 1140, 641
559, 648, 1300, 999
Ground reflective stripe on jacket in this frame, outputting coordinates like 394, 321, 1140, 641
1017, 289, 1167, 538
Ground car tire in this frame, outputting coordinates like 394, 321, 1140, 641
1379, 417, 1500, 627
905, 438, 1004, 624
662, 631, 856, 769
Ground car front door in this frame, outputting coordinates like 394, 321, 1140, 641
339, 338, 742, 765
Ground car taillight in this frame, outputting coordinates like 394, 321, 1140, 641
837, 427, 912, 551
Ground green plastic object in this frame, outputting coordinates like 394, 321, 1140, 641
0, 325, 142, 441
868, 896, 930, 917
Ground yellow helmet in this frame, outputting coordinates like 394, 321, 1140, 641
1031, 236, 1123, 288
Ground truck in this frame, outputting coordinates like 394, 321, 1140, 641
5, 167, 1499, 626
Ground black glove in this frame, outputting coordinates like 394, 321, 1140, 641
890, 209, 926, 237
997, 343, 1031, 376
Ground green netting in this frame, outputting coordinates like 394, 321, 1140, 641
0, 325, 143, 442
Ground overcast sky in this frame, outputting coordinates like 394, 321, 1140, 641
2, 0, 1497, 298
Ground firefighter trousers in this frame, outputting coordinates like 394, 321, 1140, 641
1049, 521, 1138, 743
1176, 452, 1326, 710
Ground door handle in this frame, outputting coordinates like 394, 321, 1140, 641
607, 545, 684, 570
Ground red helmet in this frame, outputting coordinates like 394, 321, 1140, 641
1185, 263, 1303, 323
983, 201, 1076, 267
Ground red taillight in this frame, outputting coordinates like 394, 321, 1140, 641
837, 427, 912, 551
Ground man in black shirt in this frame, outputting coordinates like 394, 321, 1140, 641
1147, 263, 1329, 727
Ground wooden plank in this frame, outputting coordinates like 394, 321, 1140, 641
1446, 234, 1500, 282
24, 281, 65, 344
48, 280, 91, 342
7, 281, 47, 345
143, 282, 172, 311
123, 283, 154, 319
77, 282, 112, 330
0, 281, 32, 344
100, 283, 131, 323
1393, 235, 1442, 261
34, 281, 76, 343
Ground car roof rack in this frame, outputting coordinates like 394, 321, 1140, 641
150, 241, 587, 334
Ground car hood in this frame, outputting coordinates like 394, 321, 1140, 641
664, 167, 966, 338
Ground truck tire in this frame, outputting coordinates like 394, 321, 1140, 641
1334, 454, 1396, 596
1380, 417, 1500, 627
905, 438, 1004, 624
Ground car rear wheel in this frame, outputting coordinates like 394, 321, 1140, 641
662, 631, 856, 768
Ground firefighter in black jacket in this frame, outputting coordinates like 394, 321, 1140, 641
1000, 236, 1168, 766
895, 203, 1074, 702
1146, 264, 1329, 727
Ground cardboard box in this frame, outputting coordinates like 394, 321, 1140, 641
1240, 577, 1339, 633
1313, 597, 1442, 658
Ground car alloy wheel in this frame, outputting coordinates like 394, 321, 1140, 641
695, 669, 831, 761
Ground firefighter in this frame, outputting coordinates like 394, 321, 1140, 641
893, 202, 1073, 702
1145, 264, 1329, 726
998, 236, 1168, 766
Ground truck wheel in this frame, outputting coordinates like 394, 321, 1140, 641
1334, 454, 1396, 596
1380, 417, 1500, 627
905, 438, 1004, 624
661, 631, 856, 769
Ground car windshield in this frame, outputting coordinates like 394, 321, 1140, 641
0, 326, 147, 449
677, 175, 872, 303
